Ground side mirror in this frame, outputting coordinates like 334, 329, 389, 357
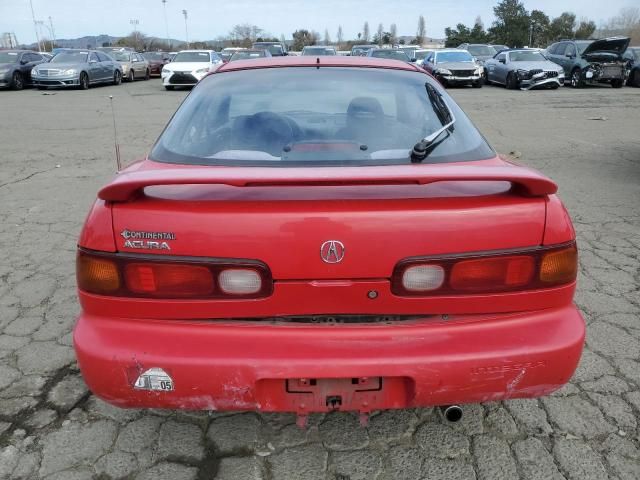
565, 53, 574, 58
89, 59, 97, 64
20, 59, 29, 65
498, 58, 505, 64
410, 58, 416, 62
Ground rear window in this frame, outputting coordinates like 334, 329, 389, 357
151, 67, 494, 167
370, 50, 410, 61
467, 45, 496, 56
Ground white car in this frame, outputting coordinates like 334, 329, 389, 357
161, 50, 222, 90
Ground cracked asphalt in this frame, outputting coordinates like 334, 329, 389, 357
0, 78, 639, 480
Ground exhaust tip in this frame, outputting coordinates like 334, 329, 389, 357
440, 405, 463, 423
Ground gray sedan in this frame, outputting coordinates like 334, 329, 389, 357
0, 50, 47, 90
31, 50, 122, 89
485, 49, 565, 90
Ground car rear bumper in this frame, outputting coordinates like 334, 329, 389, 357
74, 304, 585, 413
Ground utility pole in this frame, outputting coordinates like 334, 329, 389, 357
182, 10, 189, 48
161, 0, 170, 49
48, 16, 56, 48
130, 19, 139, 48
29, 0, 42, 52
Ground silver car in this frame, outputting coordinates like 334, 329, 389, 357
32, 50, 122, 89
105, 49, 150, 82
485, 49, 565, 90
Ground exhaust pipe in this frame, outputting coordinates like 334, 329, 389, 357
440, 405, 463, 423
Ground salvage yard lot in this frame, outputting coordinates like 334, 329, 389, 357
0, 80, 639, 479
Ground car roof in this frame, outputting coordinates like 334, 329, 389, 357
216, 55, 421, 73
176, 49, 215, 53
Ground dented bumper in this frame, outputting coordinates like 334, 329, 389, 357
74, 305, 584, 413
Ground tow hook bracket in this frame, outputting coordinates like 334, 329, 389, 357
326, 395, 342, 410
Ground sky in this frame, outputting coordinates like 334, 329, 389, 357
1, 0, 634, 45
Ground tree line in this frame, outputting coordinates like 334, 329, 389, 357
445, 0, 639, 48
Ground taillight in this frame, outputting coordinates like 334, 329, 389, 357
392, 242, 577, 296
77, 249, 272, 299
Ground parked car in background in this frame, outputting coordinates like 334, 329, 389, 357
252, 42, 288, 56
546, 37, 629, 88
490, 44, 510, 53
107, 49, 150, 82
220, 47, 245, 63
414, 49, 435, 67
0, 50, 47, 90
161, 50, 222, 90
423, 49, 483, 87
75, 56, 584, 419
623, 46, 640, 87
350, 44, 377, 56
31, 49, 122, 89
458, 44, 497, 64
485, 48, 564, 89
367, 48, 411, 62
229, 49, 272, 61
301, 46, 337, 56
142, 51, 172, 76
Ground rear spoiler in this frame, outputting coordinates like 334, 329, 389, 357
98, 164, 557, 202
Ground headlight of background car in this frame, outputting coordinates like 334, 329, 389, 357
162, 67, 171, 74
517, 69, 532, 79
63, 69, 77, 75
474, 67, 483, 74
0, 68, 11, 75
195, 67, 210, 74
436, 68, 452, 75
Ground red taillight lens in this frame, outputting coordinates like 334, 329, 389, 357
125, 263, 214, 297
392, 242, 577, 296
450, 256, 535, 292
76, 249, 272, 299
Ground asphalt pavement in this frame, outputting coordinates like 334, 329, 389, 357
0, 78, 639, 479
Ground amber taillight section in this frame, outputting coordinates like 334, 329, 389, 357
76, 249, 272, 299
392, 242, 577, 296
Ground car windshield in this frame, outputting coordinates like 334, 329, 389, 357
415, 51, 432, 60
436, 51, 474, 63
371, 50, 410, 61
173, 51, 210, 62
303, 48, 336, 56
143, 52, 166, 60
509, 51, 546, 62
51, 52, 88, 63
0, 52, 20, 63
630, 48, 640, 60
110, 51, 131, 61
576, 41, 593, 54
230, 51, 264, 61
266, 45, 284, 55
467, 45, 496, 56
151, 67, 493, 166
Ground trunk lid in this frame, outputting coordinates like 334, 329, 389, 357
107, 161, 552, 280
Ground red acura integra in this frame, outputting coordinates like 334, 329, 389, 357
74, 56, 584, 425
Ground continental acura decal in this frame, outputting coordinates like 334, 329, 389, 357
120, 229, 175, 250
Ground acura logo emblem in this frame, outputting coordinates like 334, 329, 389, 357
320, 240, 345, 263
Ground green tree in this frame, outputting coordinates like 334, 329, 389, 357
363, 22, 370, 42
489, 0, 530, 47
529, 10, 550, 47
416, 15, 426, 44
292, 29, 318, 50
444, 23, 472, 47
390, 23, 398, 45
548, 12, 575, 41
574, 19, 596, 39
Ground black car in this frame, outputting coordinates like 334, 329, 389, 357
0, 50, 47, 90
546, 37, 629, 88
623, 47, 640, 87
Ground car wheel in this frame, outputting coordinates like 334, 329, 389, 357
128, 70, 135, 82
164, 85, 174, 91
550, 83, 559, 89
145, 69, 150, 80
11, 71, 24, 90
570, 68, 584, 88
610, 78, 623, 88
79, 72, 89, 90
632, 70, 640, 87
113, 70, 122, 85
506, 72, 518, 90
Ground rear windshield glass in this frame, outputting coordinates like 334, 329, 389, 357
172, 51, 210, 62
143, 52, 167, 60
230, 51, 265, 60
370, 50, 410, 61
303, 47, 337, 56
110, 51, 131, 61
415, 51, 432, 60
151, 67, 494, 167
467, 45, 496, 56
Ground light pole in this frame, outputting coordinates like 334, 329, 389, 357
161, 0, 170, 49
29, 0, 42, 52
35, 20, 54, 51
182, 10, 189, 48
48, 16, 57, 48
130, 19, 139, 48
